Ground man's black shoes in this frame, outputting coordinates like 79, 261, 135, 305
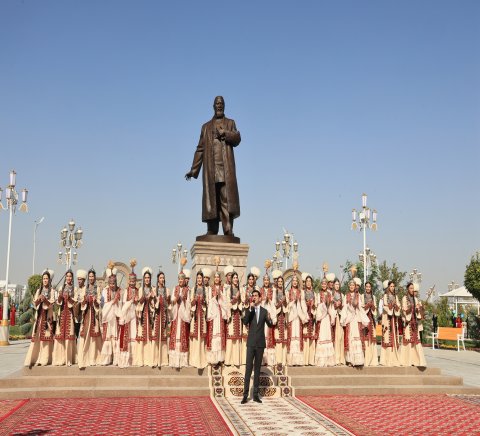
241, 397, 248, 404
253, 396, 262, 403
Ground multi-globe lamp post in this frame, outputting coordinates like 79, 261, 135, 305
0, 170, 29, 346
410, 268, 422, 297
359, 247, 377, 280
58, 219, 84, 271
171, 242, 188, 274
351, 193, 378, 287
273, 231, 299, 271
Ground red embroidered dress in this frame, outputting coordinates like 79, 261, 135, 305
226, 285, 242, 340
77, 284, 102, 369
156, 287, 169, 343
52, 285, 77, 366
206, 285, 227, 364
303, 289, 316, 340
120, 286, 137, 353
224, 284, 243, 366
24, 288, 54, 367
80, 286, 101, 339
287, 288, 307, 366
118, 286, 138, 368
100, 285, 122, 366
168, 285, 191, 368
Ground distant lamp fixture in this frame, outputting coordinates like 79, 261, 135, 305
58, 219, 84, 270
351, 193, 378, 286
172, 242, 187, 273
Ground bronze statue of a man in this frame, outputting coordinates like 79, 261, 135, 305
185, 96, 241, 236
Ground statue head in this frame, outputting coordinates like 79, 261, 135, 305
213, 96, 225, 118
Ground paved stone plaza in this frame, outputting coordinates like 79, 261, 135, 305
0, 341, 479, 435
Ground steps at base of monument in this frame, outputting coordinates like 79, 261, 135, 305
294, 385, 480, 395
287, 366, 441, 376
0, 375, 209, 389
0, 386, 210, 399
289, 374, 463, 387
0, 366, 211, 399
21, 366, 206, 377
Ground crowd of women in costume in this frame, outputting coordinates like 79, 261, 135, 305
24, 262, 426, 369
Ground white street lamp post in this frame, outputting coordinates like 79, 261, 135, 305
273, 230, 299, 271
33, 217, 45, 275
171, 242, 188, 274
0, 170, 29, 346
410, 268, 422, 297
58, 219, 83, 271
410, 268, 422, 287
358, 247, 377, 280
351, 193, 378, 287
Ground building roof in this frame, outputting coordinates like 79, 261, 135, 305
439, 286, 475, 298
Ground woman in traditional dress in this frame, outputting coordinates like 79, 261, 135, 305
118, 265, 138, 368
261, 273, 277, 366
225, 271, 243, 366
135, 267, 156, 367
379, 281, 401, 366
24, 270, 54, 367
100, 265, 122, 366
315, 278, 335, 366
206, 271, 228, 365
52, 269, 77, 366
274, 275, 288, 367
287, 274, 307, 366
77, 268, 102, 369
156, 271, 170, 367
302, 274, 316, 365
341, 280, 369, 367
361, 281, 378, 367
329, 278, 345, 365
169, 272, 191, 368
400, 282, 427, 367
189, 271, 207, 369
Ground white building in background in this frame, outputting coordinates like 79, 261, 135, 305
440, 286, 480, 315
0, 281, 26, 306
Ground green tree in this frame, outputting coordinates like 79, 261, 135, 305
18, 274, 42, 337
340, 260, 381, 298
312, 278, 322, 293
377, 260, 408, 300
464, 252, 480, 302
28, 275, 42, 296
433, 296, 453, 328
465, 307, 480, 340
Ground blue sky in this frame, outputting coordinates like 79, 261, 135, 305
0, 1, 478, 296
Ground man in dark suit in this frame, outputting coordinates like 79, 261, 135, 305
241, 289, 273, 404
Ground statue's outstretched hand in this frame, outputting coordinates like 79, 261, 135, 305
185, 171, 193, 181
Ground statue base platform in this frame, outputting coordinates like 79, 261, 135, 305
191, 240, 249, 283
195, 234, 240, 244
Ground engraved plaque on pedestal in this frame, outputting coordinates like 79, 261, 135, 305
190, 241, 249, 285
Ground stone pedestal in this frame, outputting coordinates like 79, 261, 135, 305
190, 241, 249, 284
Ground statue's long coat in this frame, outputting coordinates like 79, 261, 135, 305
190, 117, 241, 222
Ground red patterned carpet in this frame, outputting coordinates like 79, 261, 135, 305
0, 400, 28, 424
0, 397, 232, 436
298, 395, 480, 436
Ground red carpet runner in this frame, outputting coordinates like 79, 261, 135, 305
0, 397, 232, 436
298, 395, 480, 436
